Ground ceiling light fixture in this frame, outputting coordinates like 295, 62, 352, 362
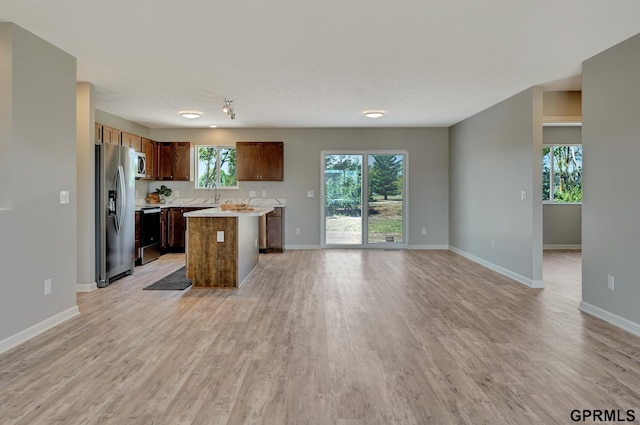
180, 110, 202, 119
364, 110, 385, 118
223, 98, 236, 120
209, 124, 218, 128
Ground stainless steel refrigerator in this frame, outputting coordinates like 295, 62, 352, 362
95, 143, 135, 287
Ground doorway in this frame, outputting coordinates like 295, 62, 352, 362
321, 151, 407, 248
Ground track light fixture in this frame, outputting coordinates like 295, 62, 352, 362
223, 98, 236, 120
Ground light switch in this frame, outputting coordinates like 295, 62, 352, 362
261, 191, 267, 197
59, 190, 69, 204
307, 190, 315, 198
249, 190, 256, 197
520, 190, 527, 201
217, 231, 224, 242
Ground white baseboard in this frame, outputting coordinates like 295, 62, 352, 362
408, 244, 450, 250
448, 246, 544, 288
579, 302, 640, 338
543, 244, 582, 250
285, 244, 321, 250
286, 244, 451, 250
0, 306, 80, 355
76, 282, 98, 292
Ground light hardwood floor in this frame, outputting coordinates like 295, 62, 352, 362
1, 249, 639, 424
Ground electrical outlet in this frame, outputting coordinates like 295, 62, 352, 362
249, 190, 256, 197
175, 190, 180, 197
607, 275, 615, 291
421, 228, 427, 236
295, 228, 300, 235
520, 190, 527, 201
307, 190, 315, 198
490, 240, 495, 250
44, 279, 52, 295
217, 231, 224, 242
262, 191, 267, 197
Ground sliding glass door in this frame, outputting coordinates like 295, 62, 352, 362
322, 151, 406, 248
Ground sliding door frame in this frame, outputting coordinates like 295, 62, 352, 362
321, 150, 408, 249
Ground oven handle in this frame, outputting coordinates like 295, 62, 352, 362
142, 208, 161, 214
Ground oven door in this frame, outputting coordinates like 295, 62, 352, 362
141, 207, 161, 245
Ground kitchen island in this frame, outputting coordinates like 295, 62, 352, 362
184, 207, 274, 287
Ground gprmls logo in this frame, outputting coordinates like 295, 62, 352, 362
571, 410, 636, 422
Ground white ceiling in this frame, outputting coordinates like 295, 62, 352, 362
1, 0, 640, 128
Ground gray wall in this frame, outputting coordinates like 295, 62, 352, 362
148, 127, 450, 248
449, 87, 544, 286
543, 204, 582, 247
542, 126, 582, 247
581, 32, 640, 328
0, 23, 78, 345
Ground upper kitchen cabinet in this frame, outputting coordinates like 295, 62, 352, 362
95, 123, 102, 144
174, 142, 191, 181
236, 141, 283, 181
122, 132, 141, 152
102, 126, 121, 145
157, 141, 193, 181
141, 137, 157, 180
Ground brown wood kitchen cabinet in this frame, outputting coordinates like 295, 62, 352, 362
167, 207, 186, 249
266, 207, 285, 253
141, 137, 157, 180
236, 141, 283, 181
160, 207, 168, 249
167, 207, 204, 250
174, 142, 191, 181
95, 123, 103, 143
157, 142, 192, 181
122, 132, 141, 151
102, 125, 121, 145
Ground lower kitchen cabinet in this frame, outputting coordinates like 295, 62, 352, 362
160, 208, 168, 249
167, 207, 205, 251
168, 208, 187, 249
266, 207, 285, 253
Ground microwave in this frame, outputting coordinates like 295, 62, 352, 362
133, 151, 146, 179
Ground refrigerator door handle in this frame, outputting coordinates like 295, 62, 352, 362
115, 164, 126, 235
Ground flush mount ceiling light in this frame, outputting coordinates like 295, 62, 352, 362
223, 98, 236, 120
180, 110, 202, 119
209, 124, 218, 128
364, 110, 385, 118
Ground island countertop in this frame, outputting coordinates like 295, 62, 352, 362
183, 206, 274, 218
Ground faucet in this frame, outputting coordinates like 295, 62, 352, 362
209, 182, 221, 203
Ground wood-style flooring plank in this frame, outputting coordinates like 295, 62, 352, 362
1, 250, 639, 424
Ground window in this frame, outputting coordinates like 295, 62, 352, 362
542, 145, 582, 203
195, 146, 237, 188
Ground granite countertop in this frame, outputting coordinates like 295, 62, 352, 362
135, 198, 286, 211
183, 206, 274, 218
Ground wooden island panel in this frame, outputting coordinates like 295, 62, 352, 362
186, 217, 237, 287
184, 207, 269, 288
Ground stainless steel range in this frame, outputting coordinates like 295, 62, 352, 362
140, 207, 161, 264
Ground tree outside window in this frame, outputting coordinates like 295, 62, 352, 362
369, 155, 403, 201
543, 145, 582, 203
196, 146, 237, 188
